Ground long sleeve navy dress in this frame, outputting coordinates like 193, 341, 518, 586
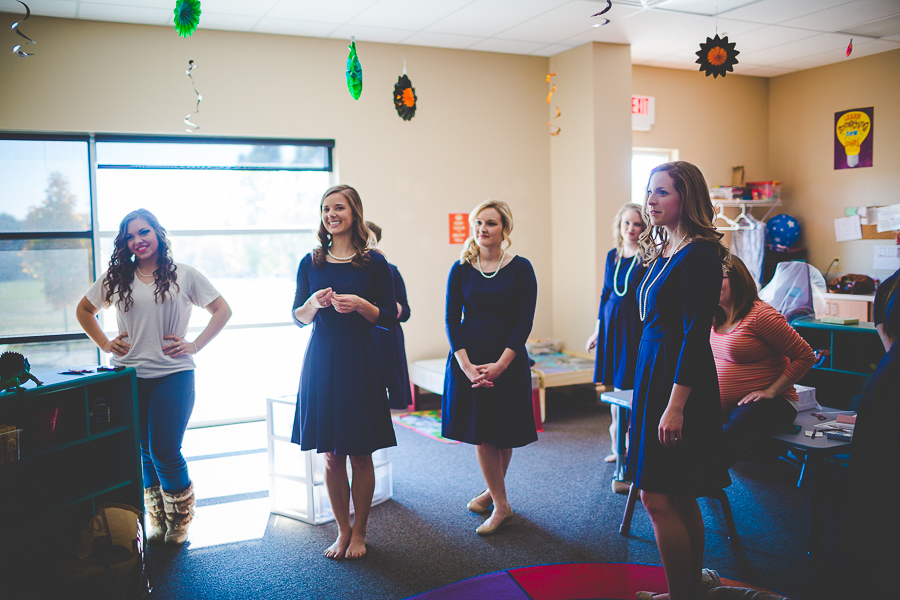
442, 256, 539, 448
373, 263, 413, 409
595, 248, 648, 389
627, 241, 729, 494
291, 251, 398, 456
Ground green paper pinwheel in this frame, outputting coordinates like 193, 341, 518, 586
346, 38, 363, 100
174, 0, 201, 38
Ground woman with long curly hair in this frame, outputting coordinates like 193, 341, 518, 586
291, 185, 397, 559
76, 208, 231, 547
630, 162, 729, 600
442, 199, 538, 536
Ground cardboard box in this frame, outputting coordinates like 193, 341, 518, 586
791, 384, 817, 412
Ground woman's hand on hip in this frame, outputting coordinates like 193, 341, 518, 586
103, 333, 131, 357
658, 405, 684, 448
737, 389, 775, 406
162, 335, 196, 358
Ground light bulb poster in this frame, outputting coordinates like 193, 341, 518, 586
834, 107, 873, 169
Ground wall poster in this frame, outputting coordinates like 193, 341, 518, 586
834, 107, 873, 169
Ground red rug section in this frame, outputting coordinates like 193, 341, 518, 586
510, 563, 668, 599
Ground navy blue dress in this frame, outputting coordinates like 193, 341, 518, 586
291, 251, 398, 456
627, 241, 728, 494
442, 256, 539, 448
594, 248, 647, 389
372, 263, 413, 409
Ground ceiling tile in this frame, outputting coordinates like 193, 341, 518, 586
399, 31, 485, 50
720, 0, 848, 25
349, 0, 473, 30
530, 43, 579, 56
327, 24, 415, 45
252, 19, 340, 38
845, 36, 900, 56
467, 38, 550, 55
26, 0, 77, 19
265, 0, 374, 24
194, 14, 262, 33
424, 0, 570, 38
496, 1, 623, 45
740, 31, 848, 63
781, 0, 900, 32
722, 25, 820, 53
627, 16, 766, 56
653, 0, 762, 15
202, 1, 281, 18
77, 3, 170, 26
740, 64, 798, 77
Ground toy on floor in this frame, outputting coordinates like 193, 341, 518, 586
0, 351, 43, 392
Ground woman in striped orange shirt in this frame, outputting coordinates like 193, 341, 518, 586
710, 256, 815, 468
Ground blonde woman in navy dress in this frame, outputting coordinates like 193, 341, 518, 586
442, 200, 538, 535
291, 185, 397, 560
586, 203, 647, 468
630, 163, 729, 600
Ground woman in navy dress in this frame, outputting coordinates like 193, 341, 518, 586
586, 202, 647, 467
442, 200, 538, 535
630, 162, 729, 600
839, 272, 898, 598
366, 221, 413, 409
291, 185, 397, 560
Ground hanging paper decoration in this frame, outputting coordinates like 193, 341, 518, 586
591, 1, 612, 26
695, 34, 740, 78
393, 62, 417, 121
546, 73, 560, 136
346, 37, 363, 100
846, 38, 853, 57
11, 1, 36, 57
184, 60, 202, 132
173, 0, 201, 38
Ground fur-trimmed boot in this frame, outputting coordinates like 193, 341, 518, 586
162, 482, 195, 546
143, 485, 167, 545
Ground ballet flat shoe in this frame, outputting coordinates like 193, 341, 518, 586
475, 511, 513, 535
612, 479, 632, 495
635, 592, 662, 600
467, 490, 491, 514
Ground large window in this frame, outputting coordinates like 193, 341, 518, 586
632, 147, 679, 205
2, 134, 333, 425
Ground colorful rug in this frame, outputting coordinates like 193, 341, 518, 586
404, 563, 790, 600
391, 410, 459, 444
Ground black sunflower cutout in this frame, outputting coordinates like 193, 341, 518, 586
695, 34, 739, 78
393, 74, 417, 121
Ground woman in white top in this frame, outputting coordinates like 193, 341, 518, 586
76, 209, 231, 546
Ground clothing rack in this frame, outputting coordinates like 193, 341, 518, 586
713, 199, 782, 231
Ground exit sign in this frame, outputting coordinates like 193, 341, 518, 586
632, 95, 655, 131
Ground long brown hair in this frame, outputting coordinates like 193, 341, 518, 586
714, 255, 759, 328
613, 202, 646, 258
103, 209, 178, 312
881, 273, 900, 342
312, 185, 372, 269
459, 200, 513, 265
638, 161, 728, 265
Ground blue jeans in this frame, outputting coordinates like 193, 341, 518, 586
138, 370, 195, 492
722, 396, 797, 468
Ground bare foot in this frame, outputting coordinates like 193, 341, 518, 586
604, 453, 618, 463
345, 532, 367, 559
323, 534, 350, 559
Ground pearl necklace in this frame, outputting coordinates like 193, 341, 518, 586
136, 266, 155, 278
638, 234, 687, 322
327, 248, 356, 261
476, 248, 506, 279
613, 254, 639, 297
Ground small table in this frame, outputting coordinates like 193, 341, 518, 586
598, 389, 631, 484
599, 390, 852, 561
770, 409, 852, 561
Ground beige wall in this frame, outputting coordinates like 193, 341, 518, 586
0, 14, 553, 361
549, 43, 632, 354
632, 66, 770, 187
770, 48, 900, 280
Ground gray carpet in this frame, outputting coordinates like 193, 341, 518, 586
145, 388, 845, 600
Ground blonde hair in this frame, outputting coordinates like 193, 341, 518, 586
613, 202, 647, 258
459, 200, 514, 265
637, 161, 729, 265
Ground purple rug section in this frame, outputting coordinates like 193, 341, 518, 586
406, 570, 529, 600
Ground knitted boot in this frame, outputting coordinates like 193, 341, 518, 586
143, 485, 167, 545
162, 481, 195, 546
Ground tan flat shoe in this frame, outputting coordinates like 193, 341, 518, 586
475, 511, 513, 535
467, 490, 491, 514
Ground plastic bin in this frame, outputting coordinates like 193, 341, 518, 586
746, 181, 782, 200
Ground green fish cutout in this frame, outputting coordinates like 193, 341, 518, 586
346, 38, 363, 100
